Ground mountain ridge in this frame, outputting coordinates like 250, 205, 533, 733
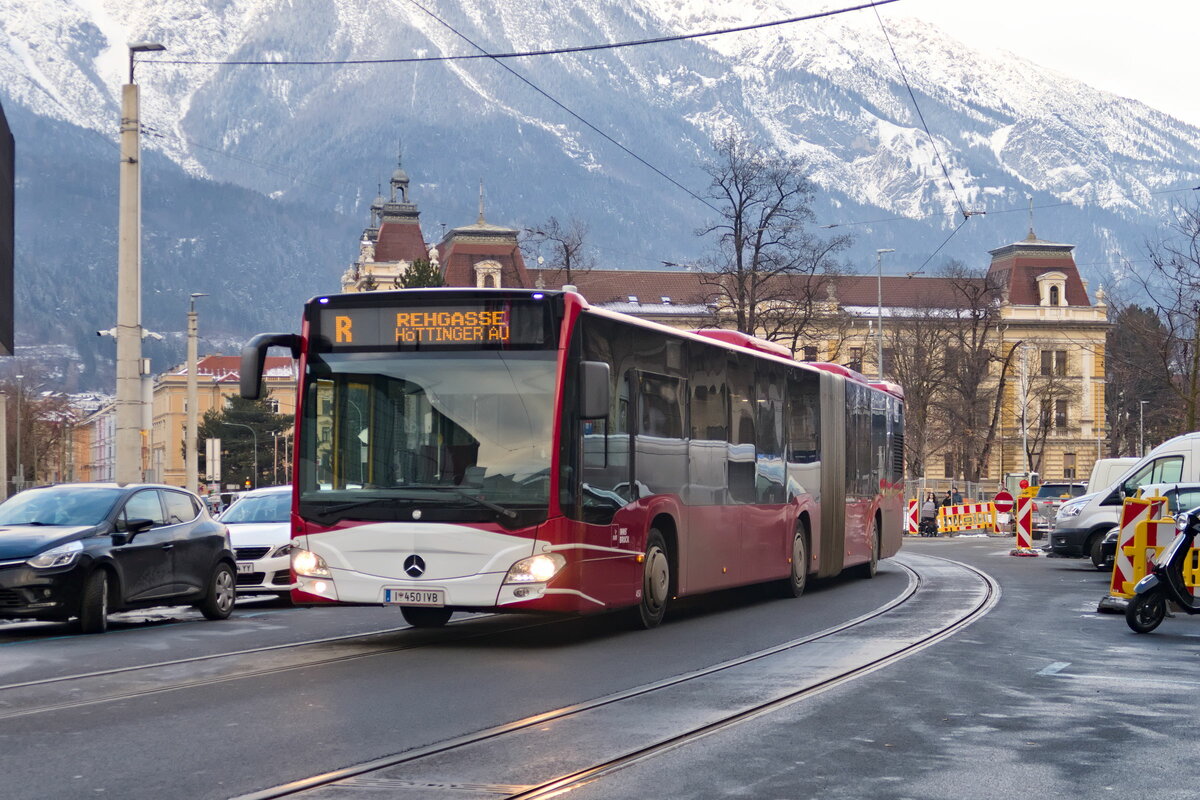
0, 0, 1194, 389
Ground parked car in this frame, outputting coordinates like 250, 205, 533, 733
1093, 482, 1200, 570
219, 485, 294, 596
1051, 432, 1200, 561
1030, 482, 1087, 537
0, 483, 236, 633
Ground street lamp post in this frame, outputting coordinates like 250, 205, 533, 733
115, 41, 165, 483
1139, 399, 1149, 456
875, 248, 895, 380
185, 292, 208, 493
221, 421, 258, 489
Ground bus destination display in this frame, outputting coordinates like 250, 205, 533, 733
315, 303, 551, 349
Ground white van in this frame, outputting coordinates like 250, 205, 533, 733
1051, 433, 1200, 562
1084, 457, 1138, 495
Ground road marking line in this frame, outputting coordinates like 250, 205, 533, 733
1037, 661, 1071, 675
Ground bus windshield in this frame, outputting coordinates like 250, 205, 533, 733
298, 350, 559, 523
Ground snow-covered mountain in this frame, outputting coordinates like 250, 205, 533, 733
2, 0, 1196, 387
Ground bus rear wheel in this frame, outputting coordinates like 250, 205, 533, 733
781, 528, 808, 598
858, 519, 880, 579
634, 529, 670, 629
402, 607, 453, 628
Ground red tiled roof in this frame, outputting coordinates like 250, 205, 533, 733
987, 246, 1090, 306
375, 220, 429, 263
525, 269, 984, 310
441, 242, 531, 288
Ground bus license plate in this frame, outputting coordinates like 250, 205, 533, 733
236, 562, 255, 575
385, 588, 445, 607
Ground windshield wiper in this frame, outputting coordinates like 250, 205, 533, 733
305, 488, 517, 521
438, 488, 517, 520
307, 497, 414, 517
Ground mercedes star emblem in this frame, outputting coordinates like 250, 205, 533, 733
404, 554, 426, 577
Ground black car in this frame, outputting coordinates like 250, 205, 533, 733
0, 483, 237, 633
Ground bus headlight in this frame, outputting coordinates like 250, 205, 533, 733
292, 548, 331, 578
504, 553, 565, 584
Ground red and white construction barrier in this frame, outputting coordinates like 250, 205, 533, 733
1011, 495, 1037, 555
936, 502, 997, 534
1107, 494, 1169, 599
906, 499, 919, 535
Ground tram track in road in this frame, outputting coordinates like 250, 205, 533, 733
0, 613, 570, 722
236, 553, 998, 800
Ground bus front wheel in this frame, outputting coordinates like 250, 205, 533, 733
634, 529, 670, 629
402, 607, 453, 628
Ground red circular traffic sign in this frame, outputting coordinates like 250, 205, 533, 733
994, 490, 1014, 513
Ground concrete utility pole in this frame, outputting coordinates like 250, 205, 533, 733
0, 392, 7, 500
185, 293, 208, 493
114, 42, 163, 484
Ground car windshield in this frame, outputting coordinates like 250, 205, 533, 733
297, 350, 558, 520
221, 492, 291, 524
1036, 485, 1077, 498
0, 487, 123, 526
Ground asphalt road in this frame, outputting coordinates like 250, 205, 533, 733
0, 538, 1194, 799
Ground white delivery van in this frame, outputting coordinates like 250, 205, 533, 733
1051, 433, 1200, 562
1084, 457, 1138, 495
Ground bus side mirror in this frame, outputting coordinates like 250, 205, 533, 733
240, 333, 302, 399
580, 361, 611, 419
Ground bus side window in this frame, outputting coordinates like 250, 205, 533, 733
728, 355, 756, 504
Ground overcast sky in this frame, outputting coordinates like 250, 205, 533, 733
889, 0, 1199, 127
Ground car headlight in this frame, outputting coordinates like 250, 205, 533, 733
1058, 501, 1086, 519
504, 553, 566, 584
27, 540, 83, 569
292, 548, 331, 578
269, 543, 294, 558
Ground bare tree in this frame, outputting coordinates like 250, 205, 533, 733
1016, 348, 1080, 474
524, 217, 594, 287
1111, 201, 1200, 432
935, 261, 1016, 484
697, 128, 852, 335
884, 305, 951, 480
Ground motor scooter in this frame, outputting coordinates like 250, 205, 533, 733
1125, 505, 1200, 633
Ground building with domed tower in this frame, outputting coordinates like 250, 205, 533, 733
338, 156, 1108, 492
342, 154, 431, 292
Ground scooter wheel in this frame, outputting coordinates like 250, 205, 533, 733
1125, 589, 1167, 634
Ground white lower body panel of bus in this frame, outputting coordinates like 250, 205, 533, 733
294, 522, 547, 608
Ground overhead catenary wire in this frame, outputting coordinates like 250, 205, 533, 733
872, 4, 968, 222
399, 0, 723, 216
140, 1, 901, 67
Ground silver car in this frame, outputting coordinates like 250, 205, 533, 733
219, 486, 295, 597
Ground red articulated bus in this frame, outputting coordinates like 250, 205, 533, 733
240, 288, 904, 629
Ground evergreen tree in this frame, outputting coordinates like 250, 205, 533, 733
400, 257, 444, 288
198, 396, 291, 489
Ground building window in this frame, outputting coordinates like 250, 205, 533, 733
1063, 452, 1076, 480
882, 347, 895, 375
802, 346, 817, 361
1049, 285, 1060, 305
267, 398, 280, 413
848, 347, 863, 374
1040, 350, 1067, 376
1054, 399, 1068, 429
944, 454, 954, 479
